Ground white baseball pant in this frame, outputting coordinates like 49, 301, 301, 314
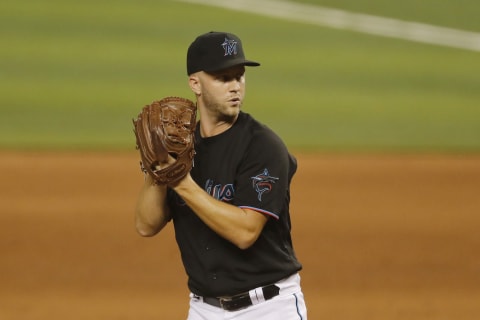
186, 273, 307, 320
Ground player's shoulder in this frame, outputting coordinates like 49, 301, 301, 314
237, 112, 289, 156
239, 112, 297, 175
239, 112, 272, 134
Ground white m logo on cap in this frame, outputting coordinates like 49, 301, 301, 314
221, 38, 238, 56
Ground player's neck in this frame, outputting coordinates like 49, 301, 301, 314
199, 112, 238, 138
199, 120, 234, 138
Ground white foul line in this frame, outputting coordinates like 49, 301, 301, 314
176, 0, 480, 52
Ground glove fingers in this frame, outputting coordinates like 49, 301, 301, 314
133, 96, 197, 185
148, 102, 169, 164
151, 127, 169, 164
134, 106, 158, 174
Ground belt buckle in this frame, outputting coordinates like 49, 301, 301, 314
218, 296, 233, 310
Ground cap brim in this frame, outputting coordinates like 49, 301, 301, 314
204, 59, 260, 73
244, 60, 261, 67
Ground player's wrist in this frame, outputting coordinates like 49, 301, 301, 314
145, 174, 165, 188
170, 172, 194, 192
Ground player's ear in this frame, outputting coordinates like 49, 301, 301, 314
188, 74, 201, 95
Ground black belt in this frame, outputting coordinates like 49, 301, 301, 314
202, 284, 280, 311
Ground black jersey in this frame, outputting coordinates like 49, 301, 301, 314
168, 111, 302, 297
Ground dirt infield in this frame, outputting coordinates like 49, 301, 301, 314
1, 151, 479, 320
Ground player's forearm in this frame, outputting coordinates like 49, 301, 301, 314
173, 175, 266, 249
135, 176, 171, 237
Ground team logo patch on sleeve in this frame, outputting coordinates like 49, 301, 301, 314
251, 168, 279, 201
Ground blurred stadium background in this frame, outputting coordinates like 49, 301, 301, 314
1, 1, 480, 319
1, 0, 479, 152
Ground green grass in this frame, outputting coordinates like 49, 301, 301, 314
1, 0, 480, 152
291, 0, 480, 32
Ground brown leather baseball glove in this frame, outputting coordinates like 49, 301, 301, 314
133, 97, 197, 185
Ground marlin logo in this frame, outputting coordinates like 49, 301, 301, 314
221, 37, 237, 56
251, 169, 279, 201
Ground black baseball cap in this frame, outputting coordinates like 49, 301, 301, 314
187, 31, 260, 75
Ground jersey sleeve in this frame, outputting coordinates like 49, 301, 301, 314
233, 126, 296, 220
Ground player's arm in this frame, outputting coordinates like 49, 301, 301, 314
135, 174, 172, 237
173, 174, 268, 250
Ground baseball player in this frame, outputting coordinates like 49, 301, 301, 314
135, 31, 307, 319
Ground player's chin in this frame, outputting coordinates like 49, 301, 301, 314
219, 107, 240, 122
230, 100, 244, 111
229, 105, 242, 117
